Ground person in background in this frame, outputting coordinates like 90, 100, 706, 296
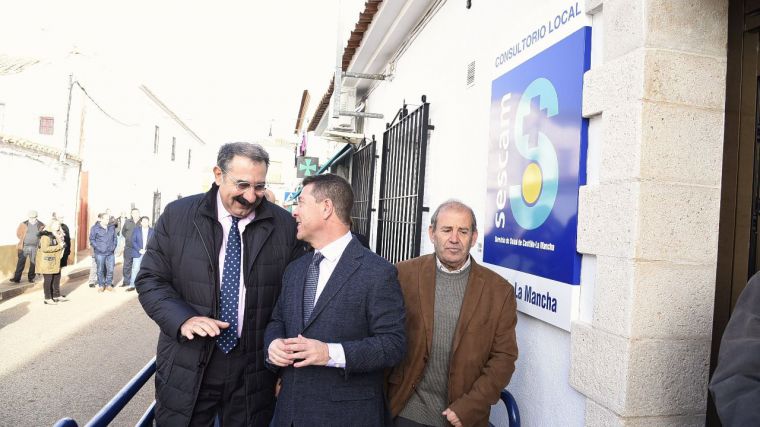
126, 216, 152, 292
710, 271, 760, 426
264, 188, 279, 206
36, 220, 66, 305
89, 212, 117, 292
10, 210, 45, 284
121, 208, 141, 287
87, 210, 108, 288
56, 214, 72, 269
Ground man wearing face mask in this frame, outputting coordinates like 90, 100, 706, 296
136, 142, 305, 427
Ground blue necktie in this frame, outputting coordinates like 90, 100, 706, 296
303, 252, 325, 325
217, 216, 241, 353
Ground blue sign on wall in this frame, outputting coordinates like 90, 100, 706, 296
484, 27, 591, 285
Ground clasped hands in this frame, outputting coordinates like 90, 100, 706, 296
268, 334, 329, 368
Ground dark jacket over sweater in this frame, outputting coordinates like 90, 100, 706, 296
136, 183, 305, 427
710, 271, 760, 426
16, 220, 44, 249
387, 255, 518, 427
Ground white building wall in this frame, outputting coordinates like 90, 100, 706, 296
361, 1, 590, 425
82, 90, 213, 222
0, 59, 213, 252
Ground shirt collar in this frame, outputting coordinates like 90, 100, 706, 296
216, 191, 255, 223
436, 255, 472, 274
316, 231, 353, 263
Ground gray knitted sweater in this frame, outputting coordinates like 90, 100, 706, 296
399, 264, 471, 426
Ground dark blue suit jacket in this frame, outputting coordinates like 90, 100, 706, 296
264, 237, 406, 427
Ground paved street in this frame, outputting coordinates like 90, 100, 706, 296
0, 265, 159, 426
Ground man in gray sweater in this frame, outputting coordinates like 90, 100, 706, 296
11, 210, 45, 284
388, 200, 518, 427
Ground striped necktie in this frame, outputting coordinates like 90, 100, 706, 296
302, 252, 325, 325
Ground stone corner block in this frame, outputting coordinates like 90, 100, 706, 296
640, 101, 724, 187
643, 49, 726, 110
603, 0, 645, 61
624, 337, 711, 417
585, 400, 706, 427
646, 1, 727, 58
630, 260, 717, 339
591, 255, 635, 337
636, 182, 721, 264
583, 51, 645, 116
577, 183, 639, 258
569, 321, 629, 414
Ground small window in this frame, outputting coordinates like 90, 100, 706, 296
187, 149, 192, 169
39, 116, 54, 135
153, 125, 159, 154
171, 137, 176, 161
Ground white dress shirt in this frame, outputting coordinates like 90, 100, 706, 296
312, 230, 354, 368
435, 255, 472, 273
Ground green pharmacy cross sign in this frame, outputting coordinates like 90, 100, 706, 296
297, 156, 319, 178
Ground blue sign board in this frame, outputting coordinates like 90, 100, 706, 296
484, 27, 591, 285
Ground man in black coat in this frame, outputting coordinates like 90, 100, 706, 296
710, 271, 760, 426
137, 142, 304, 427
120, 208, 141, 287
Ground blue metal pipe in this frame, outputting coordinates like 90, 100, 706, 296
135, 400, 156, 427
83, 357, 156, 427
52, 418, 78, 427
500, 390, 521, 427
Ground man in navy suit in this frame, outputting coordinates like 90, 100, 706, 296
265, 173, 406, 427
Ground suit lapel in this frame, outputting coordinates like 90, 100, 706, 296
291, 255, 309, 333
304, 238, 361, 330
418, 255, 437, 355
451, 260, 485, 354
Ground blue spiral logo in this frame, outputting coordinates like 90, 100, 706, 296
509, 78, 559, 230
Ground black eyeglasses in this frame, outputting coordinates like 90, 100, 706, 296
221, 168, 267, 194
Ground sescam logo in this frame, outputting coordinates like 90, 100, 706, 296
495, 78, 559, 231
510, 78, 559, 230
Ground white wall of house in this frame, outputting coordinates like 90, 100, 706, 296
80, 87, 213, 224
0, 59, 213, 255
359, 1, 590, 425
350, 0, 728, 424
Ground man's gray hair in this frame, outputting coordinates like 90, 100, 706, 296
217, 142, 270, 169
430, 199, 477, 232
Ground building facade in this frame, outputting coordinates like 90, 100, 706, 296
0, 57, 212, 280
307, 0, 730, 425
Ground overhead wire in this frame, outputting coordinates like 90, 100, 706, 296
74, 81, 137, 127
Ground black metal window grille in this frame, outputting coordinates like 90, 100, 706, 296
376, 96, 431, 264
350, 136, 377, 243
